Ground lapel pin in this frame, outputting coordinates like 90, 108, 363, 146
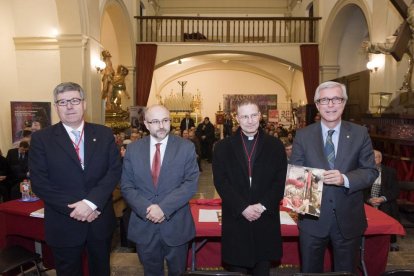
93, 138, 96, 142
347, 135, 350, 139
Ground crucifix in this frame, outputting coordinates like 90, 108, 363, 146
178, 81, 187, 97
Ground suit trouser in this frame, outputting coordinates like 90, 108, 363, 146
299, 218, 361, 273
136, 229, 188, 276
51, 237, 112, 276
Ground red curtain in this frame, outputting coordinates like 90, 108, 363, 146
135, 44, 157, 106
300, 44, 319, 104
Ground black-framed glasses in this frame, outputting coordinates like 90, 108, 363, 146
146, 118, 171, 126
55, 98, 83, 106
238, 113, 260, 121
315, 97, 345, 105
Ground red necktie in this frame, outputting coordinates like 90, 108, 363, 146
151, 143, 161, 186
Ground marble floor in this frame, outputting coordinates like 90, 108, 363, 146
29, 160, 414, 275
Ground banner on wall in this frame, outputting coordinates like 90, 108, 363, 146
223, 94, 277, 119
10, 102, 51, 144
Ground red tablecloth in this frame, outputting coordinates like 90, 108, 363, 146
0, 199, 406, 275
0, 200, 88, 274
189, 199, 406, 275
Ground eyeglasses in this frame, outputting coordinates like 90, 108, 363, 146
146, 118, 171, 126
55, 98, 83, 106
238, 113, 260, 121
315, 97, 345, 105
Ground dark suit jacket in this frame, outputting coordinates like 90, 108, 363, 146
212, 128, 287, 267
364, 165, 400, 220
121, 134, 199, 246
180, 117, 195, 132
291, 121, 378, 239
29, 122, 122, 247
6, 148, 29, 184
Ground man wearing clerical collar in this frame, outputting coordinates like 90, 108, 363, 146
212, 100, 287, 275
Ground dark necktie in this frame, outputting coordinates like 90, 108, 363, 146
151, 143, 161, 186
324, 130, 335, 169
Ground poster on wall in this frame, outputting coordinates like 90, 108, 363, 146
223, 94, 277, 119
10, 102, 51, 144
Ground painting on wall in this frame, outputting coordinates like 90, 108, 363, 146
223, 94, 277, 118
10, 102, 51, 145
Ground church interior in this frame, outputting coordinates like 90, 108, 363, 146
1, 0, 414, 275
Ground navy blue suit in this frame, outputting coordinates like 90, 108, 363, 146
30, 122, 122, 275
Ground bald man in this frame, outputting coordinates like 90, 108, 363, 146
121, 105, 199, 276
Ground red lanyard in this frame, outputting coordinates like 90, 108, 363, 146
240, 131, 259, 178
71, 127, 84, 163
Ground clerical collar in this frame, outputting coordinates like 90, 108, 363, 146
241, 131, 258, 141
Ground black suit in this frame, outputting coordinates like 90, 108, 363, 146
30, 122, 122, 275
6, 148, 29, 199
180, 117, 195, 132
364, 165, 400, 220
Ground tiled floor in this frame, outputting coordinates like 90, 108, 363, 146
30, 160, 414, 275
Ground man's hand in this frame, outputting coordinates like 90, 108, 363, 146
242, 204, 263, 222
369, 197, 384, 207
146, 204, 165, 223
0, 176, 6, 181
323, 170, 344, 186
86, 210, 101, 222
68, 201, 94, 221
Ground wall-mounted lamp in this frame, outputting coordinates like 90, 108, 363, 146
95, 60, 106, 73
366, 55, 384, 73
366, 61, 378, 72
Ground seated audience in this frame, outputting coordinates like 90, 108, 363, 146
364, 150, 400, 251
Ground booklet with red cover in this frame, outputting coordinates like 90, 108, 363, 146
282, 164, 325, 217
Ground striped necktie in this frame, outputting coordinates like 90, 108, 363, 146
324, 130, 335, 169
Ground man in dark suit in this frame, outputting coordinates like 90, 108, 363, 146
212, 100, 287, 275
121, 105, 199, 276
291, 81, 378, 273
364, 150, 400, 251
223, 113, 233, 138
179, 112, 195, 134
6, 141, 29, 199
30, 82, 122, 276
196, 117, 215, 162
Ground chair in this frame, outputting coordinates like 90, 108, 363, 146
0, 245, 41, 275
182, 271, 247, 276
293, 272, 356, 276
381, 269, 414, 276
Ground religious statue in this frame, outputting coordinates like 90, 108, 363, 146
100, 50, 130, 112
363, 1, 414, 111
111, 65, 130, 111
100, 50, 115, 110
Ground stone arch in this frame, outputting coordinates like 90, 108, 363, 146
156, 50, 302, 93
320, 0, 371, 80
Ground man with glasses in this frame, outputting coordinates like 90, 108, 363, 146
212, 100, 287, 275
121, 104, 199, 276
30, 82, 122, 275
290, 81, 378, 273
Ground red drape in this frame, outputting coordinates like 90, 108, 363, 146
135, 44, 157, 106
300, 44, 319, 104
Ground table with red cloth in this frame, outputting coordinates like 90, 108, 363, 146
0, 200, 87, 274
189, 199, 406, 276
